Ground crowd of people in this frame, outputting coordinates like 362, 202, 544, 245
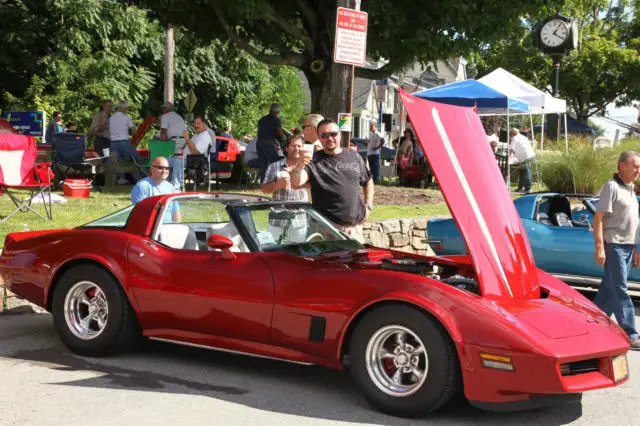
255, 106, 374, 243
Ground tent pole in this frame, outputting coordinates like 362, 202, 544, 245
541, 113, 545, 151
507, 109, 511, 190
530, 113, 535, 150
564, 112, 568, 153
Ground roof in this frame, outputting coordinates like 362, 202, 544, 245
352, 78, 374, 111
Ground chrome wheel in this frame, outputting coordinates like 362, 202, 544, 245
365, 325, 428, 397
64, 281, 109, 340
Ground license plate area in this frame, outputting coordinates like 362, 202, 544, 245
612, 354, 629, 383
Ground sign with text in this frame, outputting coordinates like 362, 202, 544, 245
333, 7, 368, 66
1, 111, 46, 137
338, 113, 353, 132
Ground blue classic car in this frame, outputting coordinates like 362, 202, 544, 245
428, 192, 640, 291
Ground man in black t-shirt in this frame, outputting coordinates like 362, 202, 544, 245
290, 118, 374, 242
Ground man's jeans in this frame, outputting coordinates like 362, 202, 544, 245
368, 154, 380, 184
594, 243, 639, 338
518, 159, 532, 190
169, 157, 184, 191
94, 136, 111, 157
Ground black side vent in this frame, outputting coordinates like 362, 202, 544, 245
308, 316, 327, 343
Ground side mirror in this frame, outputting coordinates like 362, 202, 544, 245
207, 234, 236, 259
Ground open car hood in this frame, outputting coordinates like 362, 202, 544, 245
399, 89, 539, 300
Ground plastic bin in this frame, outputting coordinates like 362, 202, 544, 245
63, 179, 91, 198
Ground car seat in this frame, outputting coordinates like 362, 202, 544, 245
158, 224, 199, 250
547, 196, 573, 227
535, 212, 553, 226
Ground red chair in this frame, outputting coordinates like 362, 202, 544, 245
0, 134, 54, 222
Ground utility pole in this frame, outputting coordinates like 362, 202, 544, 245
164, 23, 175, 104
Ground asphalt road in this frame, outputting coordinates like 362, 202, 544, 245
0, 309, 638, 426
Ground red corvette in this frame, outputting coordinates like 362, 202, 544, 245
0, 92, 630, 417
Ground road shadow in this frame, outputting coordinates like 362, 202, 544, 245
1, 315, 584, 426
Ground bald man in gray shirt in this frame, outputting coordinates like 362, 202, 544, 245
593, 150, 640, 350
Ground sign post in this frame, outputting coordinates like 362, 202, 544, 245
184, 89, 197, 123
333, 5, 368, 146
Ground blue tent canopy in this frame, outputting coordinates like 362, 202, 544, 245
412, 79, 530, 115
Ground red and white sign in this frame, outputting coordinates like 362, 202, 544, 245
333, 7, 368, 66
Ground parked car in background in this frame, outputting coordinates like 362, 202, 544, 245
428, 192, 640, 290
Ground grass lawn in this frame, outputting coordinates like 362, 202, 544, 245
0, 184, 451, 247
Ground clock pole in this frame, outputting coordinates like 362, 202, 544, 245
552, 56, 561, 97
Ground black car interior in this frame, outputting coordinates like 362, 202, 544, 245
535, 195, 591, 228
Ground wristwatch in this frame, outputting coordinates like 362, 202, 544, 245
366, 202, 374, 211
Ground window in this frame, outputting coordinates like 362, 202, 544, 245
80, 205, 134, 229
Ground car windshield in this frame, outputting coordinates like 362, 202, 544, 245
233, 203, 364, 255
79, 205, 135, 229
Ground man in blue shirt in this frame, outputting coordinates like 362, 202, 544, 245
131, 156, 181, 222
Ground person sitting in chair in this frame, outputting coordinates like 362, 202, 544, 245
131, 156, 181, 223
184, 116, 212, 186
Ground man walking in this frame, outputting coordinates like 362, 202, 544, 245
256, 103, 285, 181
366, 121, 384, 184
509, 128, 536, 193
593, 150, 640, 350
261, 134, 309, 243
290, 118, 374, 243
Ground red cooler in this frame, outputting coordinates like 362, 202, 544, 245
63, 179, 92, 198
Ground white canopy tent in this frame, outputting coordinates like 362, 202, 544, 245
479, 67, 568, 152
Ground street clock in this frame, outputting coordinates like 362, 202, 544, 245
537, 15, 579, 55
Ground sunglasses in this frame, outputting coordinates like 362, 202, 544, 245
319, 131, 339, 139
152, 165, 170, 171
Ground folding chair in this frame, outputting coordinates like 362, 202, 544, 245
52, 133, 104, 191
184, 143, 212, 192
0, 134, 54, 222
135, 139, 176, 176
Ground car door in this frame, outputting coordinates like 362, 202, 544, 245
126, 198, 274, 342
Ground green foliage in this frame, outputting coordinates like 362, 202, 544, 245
473, 0, 640, 123
0, 0, 306, 140
538, 138, 640, 193
222, 65, 305, 137
133, 0, 561, 113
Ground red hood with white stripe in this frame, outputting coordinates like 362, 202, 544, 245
399, 89, 540, 300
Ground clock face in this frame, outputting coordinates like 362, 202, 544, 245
540, 19, 569, 48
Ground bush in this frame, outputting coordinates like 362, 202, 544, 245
538, 138, 640, 194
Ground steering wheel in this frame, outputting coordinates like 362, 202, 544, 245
305, 232, 325, 242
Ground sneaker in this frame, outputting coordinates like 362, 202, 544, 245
630, 337, 640, 351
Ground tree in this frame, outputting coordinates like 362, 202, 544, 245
0, 0, 304, 137
472, 0, 640, 123
133, 0, 559, 120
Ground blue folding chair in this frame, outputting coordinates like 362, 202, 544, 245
52, 133, 104, 190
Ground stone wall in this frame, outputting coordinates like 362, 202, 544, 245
363, 218, 436, 255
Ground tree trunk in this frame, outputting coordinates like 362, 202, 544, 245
306, 62, 352, 123
164, 23, 175, 103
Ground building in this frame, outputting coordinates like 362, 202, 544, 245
351, 58, 468, 143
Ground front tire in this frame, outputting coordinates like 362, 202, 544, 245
52, 264, 140, 357
349, 305, 461, 417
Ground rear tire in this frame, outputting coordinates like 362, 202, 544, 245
52, 264, 140, 357
349, 305, 460, 417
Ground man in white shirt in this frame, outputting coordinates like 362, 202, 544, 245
366, 121, 384, 184
509, 128, 536, 193
109, 101, 140, 183
182, 116, 212, 187
159, 102, 188, 191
